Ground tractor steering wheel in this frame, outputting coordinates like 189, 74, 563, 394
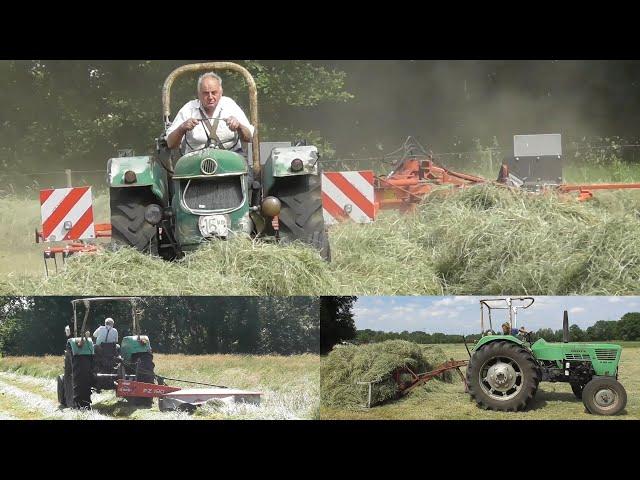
181, 128, 240, 156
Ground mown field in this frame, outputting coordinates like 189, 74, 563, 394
4, 183, 640, 296
320, 342, 640, 420
0, 353, 319, 420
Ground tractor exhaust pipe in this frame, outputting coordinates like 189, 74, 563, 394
563, 310, 569, 343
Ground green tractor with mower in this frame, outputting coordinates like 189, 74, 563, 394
57, 297, 158, 409
107, 62, 329, 260
466, 297, 627, 415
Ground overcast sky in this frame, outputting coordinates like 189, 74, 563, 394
353, 296, 640, 334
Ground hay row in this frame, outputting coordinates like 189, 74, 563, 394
3, 185, 640, 295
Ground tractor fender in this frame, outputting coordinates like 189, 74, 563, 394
268, 145, 319, 178
107, 156, 168, 203
473, 335, 525, 352
67, 337, 95, 356
120, 335, 152, 363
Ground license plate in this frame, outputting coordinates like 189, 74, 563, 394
198, 215, 228, 238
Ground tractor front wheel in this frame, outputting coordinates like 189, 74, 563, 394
582, 377, 627, 416
272, 176, 331, 261
466, 341, 541, 412
110, 188, 159, 255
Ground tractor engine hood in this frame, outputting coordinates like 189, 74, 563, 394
172, 148, 248, 179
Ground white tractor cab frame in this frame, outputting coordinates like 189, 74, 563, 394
479, 296, 535, 338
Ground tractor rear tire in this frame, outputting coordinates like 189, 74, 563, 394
128, 352, 155, 408
63, 350, 74, 408
110, 188, 159, 254
272, 175, 331, 261
72, 354, 93, 409
466, 340, 541, 412
570, 382, 584, 399
582, 377, 627, 416
57, 375, 66, 407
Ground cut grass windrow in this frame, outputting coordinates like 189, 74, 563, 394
4, 185, 640, 295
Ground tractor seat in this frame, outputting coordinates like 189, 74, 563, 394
95, 342, 118, 357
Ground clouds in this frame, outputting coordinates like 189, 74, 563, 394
354, 296, 640, 334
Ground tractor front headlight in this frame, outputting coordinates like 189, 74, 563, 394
290, 158, 304, 172
144, 204, 163, 225
124, 170, 137, 184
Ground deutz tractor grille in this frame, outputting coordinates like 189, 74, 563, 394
182, 177, 243, 211
565, 353, 591, 361
595, 349, 618, 361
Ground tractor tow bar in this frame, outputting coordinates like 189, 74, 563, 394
393, 359, 470, 397
358, 358, 470, 408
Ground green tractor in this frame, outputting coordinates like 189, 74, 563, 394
107, 62, 329, 260
57, 297, 158, 410
466, 297, 627, 415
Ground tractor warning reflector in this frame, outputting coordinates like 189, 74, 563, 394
40, 187, 95, 242
322, 171, 375, 225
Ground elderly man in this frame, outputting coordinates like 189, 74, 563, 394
166, 72, 254, 154
93, 318, 118, 345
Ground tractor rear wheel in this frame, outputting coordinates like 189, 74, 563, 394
466, 341, 541, 412
128, 352, 155, 408
272, 176, 331, 261
582, 377, 627, 416
63, 350, 74, 408
72, 354, 93, 409
57, 375, 66, 407
110, 188, 159, 254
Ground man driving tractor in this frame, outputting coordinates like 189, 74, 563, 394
166, 72, 254, 154
93, 317, 118, 345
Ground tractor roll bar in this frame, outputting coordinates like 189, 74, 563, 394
71, 297, 143, 337
479, 297, 535, 334
161, 62, 260, 176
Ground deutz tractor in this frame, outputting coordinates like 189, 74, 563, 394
57, 297, 158, 409
107, 62, 329, 260
466, 297, 627, 415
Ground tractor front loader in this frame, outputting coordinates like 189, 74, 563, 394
466, 297, 627, 415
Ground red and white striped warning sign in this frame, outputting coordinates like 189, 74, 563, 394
321, 171, 376, 225
39, 187, 95, 242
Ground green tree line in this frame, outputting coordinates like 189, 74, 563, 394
355, 313, 640, 345
0, 296, 319, 356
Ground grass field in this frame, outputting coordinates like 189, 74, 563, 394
0, 353, 319, 420
320, 342, 640, 420
5, 180, 640, 296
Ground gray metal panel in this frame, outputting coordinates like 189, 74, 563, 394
247, 141, 292, 165
514, 134, 562, 157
